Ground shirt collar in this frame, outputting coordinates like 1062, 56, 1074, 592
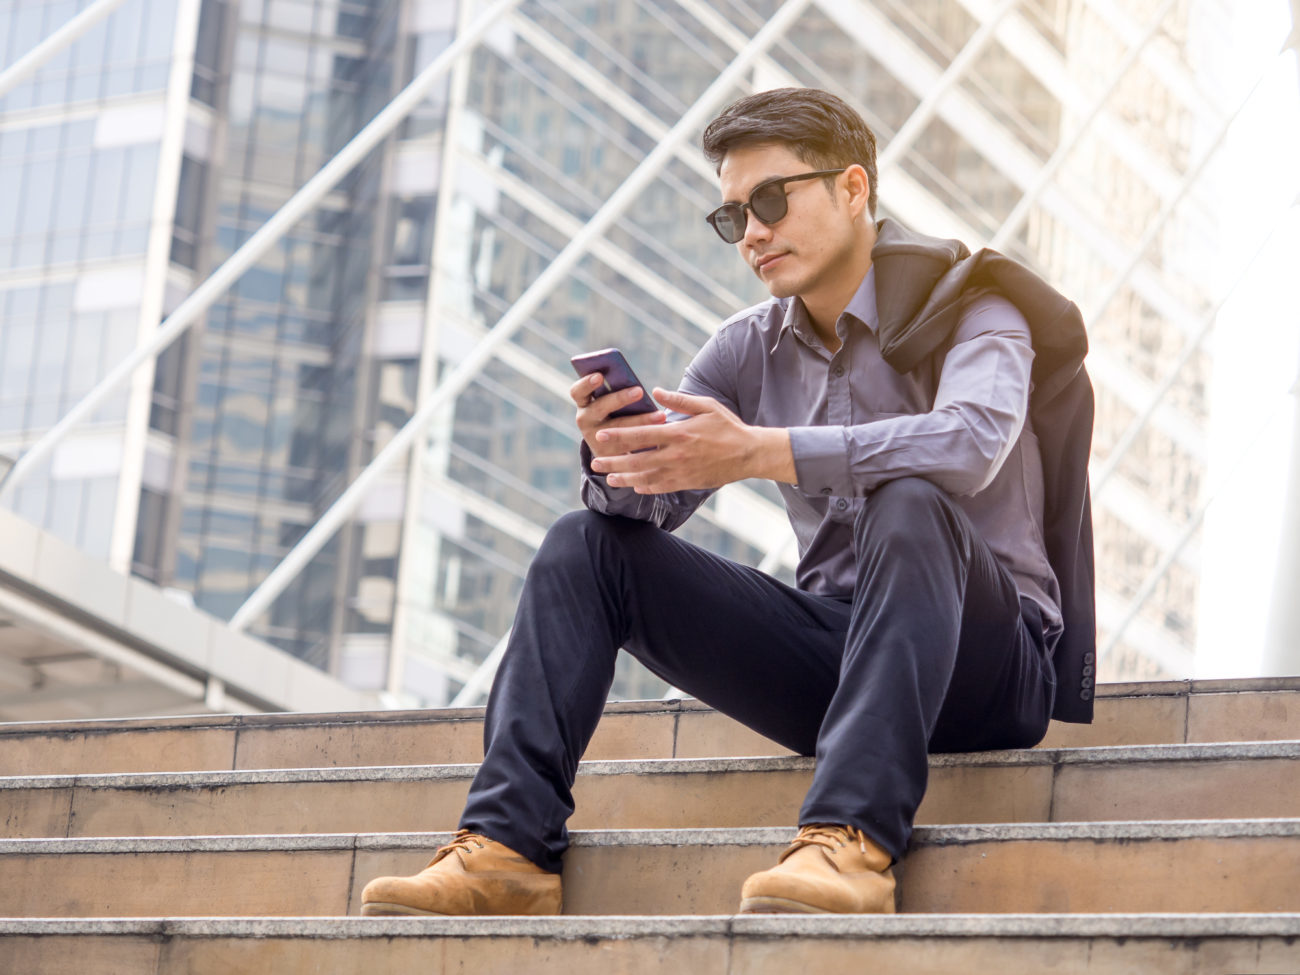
769, 266, 878, 354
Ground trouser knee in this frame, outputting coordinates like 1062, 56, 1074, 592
532, 509, 640, 574
854, 477, 962, 554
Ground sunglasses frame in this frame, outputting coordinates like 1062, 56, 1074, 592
705, 168, 847, 243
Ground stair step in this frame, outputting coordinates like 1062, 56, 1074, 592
3, 914, 1298, 975
3, 741, 1297, 839
1, 821, 1298, 918
1, 677, 1297, 775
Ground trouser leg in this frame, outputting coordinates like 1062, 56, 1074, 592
459, 509, 853, 873
798, 477, 1057, 858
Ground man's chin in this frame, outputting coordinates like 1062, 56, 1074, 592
754, 268, 798, 299
761, 279, 798, 299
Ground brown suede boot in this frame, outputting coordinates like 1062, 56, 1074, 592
360, 830, 562, 916
739, 823, 896, 914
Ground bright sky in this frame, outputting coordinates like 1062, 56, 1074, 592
1195, 0, 1300, 677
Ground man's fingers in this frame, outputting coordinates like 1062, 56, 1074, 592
652, 388, 717, 414
595, 420, 672, 451
569, 372, 605, 405
577, 383, 654, 419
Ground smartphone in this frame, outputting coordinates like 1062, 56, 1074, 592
570, 348, 659, 418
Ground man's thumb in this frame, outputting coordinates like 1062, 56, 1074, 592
653, 388, 712, 414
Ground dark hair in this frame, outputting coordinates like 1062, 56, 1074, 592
701, 87, 878, 218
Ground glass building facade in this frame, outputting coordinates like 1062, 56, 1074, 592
0, 0, 1254, 708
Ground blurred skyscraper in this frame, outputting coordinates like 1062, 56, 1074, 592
0, 0, 1252, 710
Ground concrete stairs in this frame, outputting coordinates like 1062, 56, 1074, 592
1, 677, 1298, 972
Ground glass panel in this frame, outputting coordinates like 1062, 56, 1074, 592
87, 147, 127, 225
105, 0, 146, 64
122, 145, 159, 220
0, 161, 23, 239
141, 0, 178, 57
46, 478, 86, 547
82, 477, 118, 562
67, 312, 107, 399
18, 159, 56, 237
52, 153, 91, 230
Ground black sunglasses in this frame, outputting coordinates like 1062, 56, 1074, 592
705, 169, 846, 243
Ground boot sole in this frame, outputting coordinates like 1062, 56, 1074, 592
738, 896, 836, 914
361, 902, 563, 917
360, 902, 450, 917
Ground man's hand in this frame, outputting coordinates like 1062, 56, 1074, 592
588, 389, 795, 493
571, 372, 667, 457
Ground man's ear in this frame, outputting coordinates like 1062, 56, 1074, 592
842, 164, 871, 219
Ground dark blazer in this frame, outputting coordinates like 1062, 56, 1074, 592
870, 219, 1097, 723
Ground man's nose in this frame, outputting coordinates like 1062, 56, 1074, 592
742, 207, 772, 245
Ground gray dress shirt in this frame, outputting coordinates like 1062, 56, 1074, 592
581, 267, 1064, 643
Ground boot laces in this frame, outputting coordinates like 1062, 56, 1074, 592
785, 823, 870, 859
428, 829, 487, 866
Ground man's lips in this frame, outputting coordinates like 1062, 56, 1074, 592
754, 252, 787, 272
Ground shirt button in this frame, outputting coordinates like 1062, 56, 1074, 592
835, 498, 849, 511
820, 487, 832, 495
833, 366, 845, 378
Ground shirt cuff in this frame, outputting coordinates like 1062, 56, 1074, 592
789, 426, 852, 497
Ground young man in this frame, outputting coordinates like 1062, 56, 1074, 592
361, 87, 1093, 917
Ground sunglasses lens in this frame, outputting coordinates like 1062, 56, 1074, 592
710, 205, 747, 243
751, 184, 788, 225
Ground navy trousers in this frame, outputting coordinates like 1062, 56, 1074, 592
460, 476, 1057, 873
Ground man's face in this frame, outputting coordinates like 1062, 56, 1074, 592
716, 143, 859, 302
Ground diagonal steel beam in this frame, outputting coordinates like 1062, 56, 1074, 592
1099, 380, 1298, 663
449, 629, 511, 707
1082, 53, 1283, 328
0, 0, 126, 99
1093, 212, 1296, 496
228, 0, 817, 633
0, 0, 523, 500
877, 0, 1021, 173
990, 0, 1177, 251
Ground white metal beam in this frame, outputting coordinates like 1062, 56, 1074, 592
449, 628, 510, 707
991, 0, 1178, 250
877, 0, 1022, 173
0, 0, 126, 99
0, 584, 206, 703
508, 11, 717, 186
1078, 0, 1221, 116
814, 0, 1205, 334
459, 150, 724, 334
953, 0, 1185, 205
1093, 214, 1295, 496
1100, 382, 1299, 667
0, 0, 524, 500
1082, 56, 1281, 328
671, 0, 984, 244
228, 0, 817, 633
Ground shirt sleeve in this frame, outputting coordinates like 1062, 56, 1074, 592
788, 292, 1035, 498
578, 331, 735, 529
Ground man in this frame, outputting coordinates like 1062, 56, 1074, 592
361, 87, 1093, 917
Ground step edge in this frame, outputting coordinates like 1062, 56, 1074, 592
4, 676, 1298, 738
1, 913, 1299, 939
7, 740, 1300, 791
4, 819, 1300, 856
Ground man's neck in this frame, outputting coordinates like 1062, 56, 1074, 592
803, 229, 876, 353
